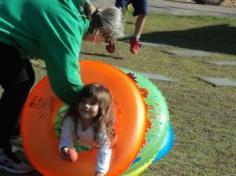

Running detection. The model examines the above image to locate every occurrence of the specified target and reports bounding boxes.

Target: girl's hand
[60,147,78,162]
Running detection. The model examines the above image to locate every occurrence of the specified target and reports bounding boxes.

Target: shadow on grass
[141,24,236,55]
[80,52,124,60]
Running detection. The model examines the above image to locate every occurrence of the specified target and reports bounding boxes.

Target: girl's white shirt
[59,116,112,174]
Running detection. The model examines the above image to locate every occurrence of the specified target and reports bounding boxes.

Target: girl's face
[78,97,99,120]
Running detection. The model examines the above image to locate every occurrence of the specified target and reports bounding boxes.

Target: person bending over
[0,0,123,173]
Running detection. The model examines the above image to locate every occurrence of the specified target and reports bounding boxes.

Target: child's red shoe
[106,41,115,53]
[130,39,141,54]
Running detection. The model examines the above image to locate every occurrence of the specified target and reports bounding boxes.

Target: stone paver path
[204,61,236,66]
[199,76,236,87]
[140,72,174,82]
[162,49,212,57]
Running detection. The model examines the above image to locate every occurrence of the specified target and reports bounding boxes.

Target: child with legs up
[59,83,116,176]
[106,0,147,54]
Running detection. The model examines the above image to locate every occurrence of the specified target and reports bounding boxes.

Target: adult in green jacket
[0,0,124,174]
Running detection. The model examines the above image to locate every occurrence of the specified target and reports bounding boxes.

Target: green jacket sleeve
[33,6,89,105]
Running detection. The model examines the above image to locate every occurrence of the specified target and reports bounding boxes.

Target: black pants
[0,43,35,153]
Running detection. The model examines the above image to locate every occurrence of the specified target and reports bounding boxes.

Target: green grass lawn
[81,13,236,176]
[1,13,235,176]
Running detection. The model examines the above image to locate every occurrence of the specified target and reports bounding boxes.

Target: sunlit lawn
[1,12,235,176]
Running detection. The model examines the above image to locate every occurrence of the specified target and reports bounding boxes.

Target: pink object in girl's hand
[67,148,78,162]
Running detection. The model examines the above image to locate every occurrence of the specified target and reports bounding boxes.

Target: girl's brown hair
[65,83,116,147]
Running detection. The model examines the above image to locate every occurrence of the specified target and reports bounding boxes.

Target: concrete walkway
[91,0,236,18]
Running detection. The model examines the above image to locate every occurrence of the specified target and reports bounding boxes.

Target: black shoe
[0,149,33,174]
